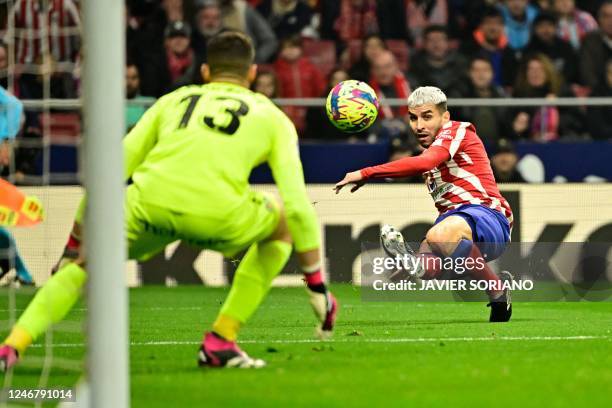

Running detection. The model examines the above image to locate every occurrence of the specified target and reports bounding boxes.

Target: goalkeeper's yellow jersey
[124,81,319,251]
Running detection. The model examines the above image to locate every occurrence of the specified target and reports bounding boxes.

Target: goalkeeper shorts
[125,185,281,261]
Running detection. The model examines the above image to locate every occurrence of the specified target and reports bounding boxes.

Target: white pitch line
[29,335,609,349]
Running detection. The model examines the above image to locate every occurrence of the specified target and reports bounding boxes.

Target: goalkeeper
[0,31,337,370]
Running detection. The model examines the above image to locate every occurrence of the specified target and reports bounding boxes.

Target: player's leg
[1,188,171,371]
[1,257,87,371]
[423,215,512,321]
[1,196,89,371]
[381,208,512,321]
[200,198,292,368]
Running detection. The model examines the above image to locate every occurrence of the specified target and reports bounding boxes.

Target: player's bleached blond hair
[407,86,448,112]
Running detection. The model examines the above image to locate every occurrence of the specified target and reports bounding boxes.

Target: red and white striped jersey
[425,120,514,227]
[5,0,81,65]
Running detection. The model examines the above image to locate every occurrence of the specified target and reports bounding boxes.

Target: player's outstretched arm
[334,146,450,194]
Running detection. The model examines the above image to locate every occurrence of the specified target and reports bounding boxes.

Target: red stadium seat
[38,112,81,145]
[385,39,410,72]
[302,39,336,78]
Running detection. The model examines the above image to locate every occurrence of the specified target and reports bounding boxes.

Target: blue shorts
[434,204,510,261]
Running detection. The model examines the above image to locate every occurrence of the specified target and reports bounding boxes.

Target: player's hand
[334,170,365,194]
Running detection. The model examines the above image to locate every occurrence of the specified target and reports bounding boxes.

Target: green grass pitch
[3,285,612,407]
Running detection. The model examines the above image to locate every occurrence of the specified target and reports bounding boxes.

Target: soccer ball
[326,80,379,133]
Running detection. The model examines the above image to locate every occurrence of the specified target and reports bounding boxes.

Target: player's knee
[268,210,292,244]
[425,225,461,256]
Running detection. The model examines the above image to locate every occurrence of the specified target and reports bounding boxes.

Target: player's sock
[212,314,241,342]
[4,262,87,353]
[450,239,503,299]
[418,252,444,279]
[218,239,292,337]
[302,263,327,294]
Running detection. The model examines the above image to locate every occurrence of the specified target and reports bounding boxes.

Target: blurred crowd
[1,0,612,183]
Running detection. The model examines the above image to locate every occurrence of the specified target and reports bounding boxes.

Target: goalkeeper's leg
[1,260,86,371]
[200,214,293,368]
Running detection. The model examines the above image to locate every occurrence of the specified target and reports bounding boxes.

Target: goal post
[82,0,129,407]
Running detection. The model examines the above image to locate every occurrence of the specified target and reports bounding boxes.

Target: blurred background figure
[125,63,148,132]
[498,0,539,51]
[304,68,354,141]
[461,7,516,88]
[409,25,468,94]
[553,0,598,50]
[257,0,313,40]
[490,139,527,183]
[251,70,279,99]
[348,34,387,82]
[192,0,226,62]
[320,0,406,43]
[579,1,612,90]
[405,0,448,48]
[218,0,278,62]
[162,21,196,91]
[586,58,612,140]
[5,0,81,68]
[0,86,33,284]
[525,11,578,85]
[509,53,583,141]
[369,50,411,120]
[450,57,507,143]
[274,36,325,132]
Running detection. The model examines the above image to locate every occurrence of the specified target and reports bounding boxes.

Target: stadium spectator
[525,11,579,84]
[553,0,598,49]
[408,25,468,94]
[304,68,356,140]
[163,0,185,22]
[320,0,406,43]
[251,70,279,98]
[5,0,81,67]
[404,0,448,48]
[498,0,539,51]
[256,0,313,39]
[348,34,387,82]
[509,53,584,140]
[191,1,226,61]
[460,7,518,87]
[127,0,172,97]
[274,35,325,131]
[586,58,612,139]
[579,1,612,89]
[490,139,527,183]
[369,50,411,120]
[125,63,148,132]
[218,0,278,63]
[450,57,507,143]
[161,21,197,91]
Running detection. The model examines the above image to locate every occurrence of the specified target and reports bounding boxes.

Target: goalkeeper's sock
[4,262,87,353]
[212,314,241,342]
[303,263,327,294]
[218,239,292,337]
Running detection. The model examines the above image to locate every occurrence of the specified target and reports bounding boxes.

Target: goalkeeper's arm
[268,114,320,253]
[123,95,170,180]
